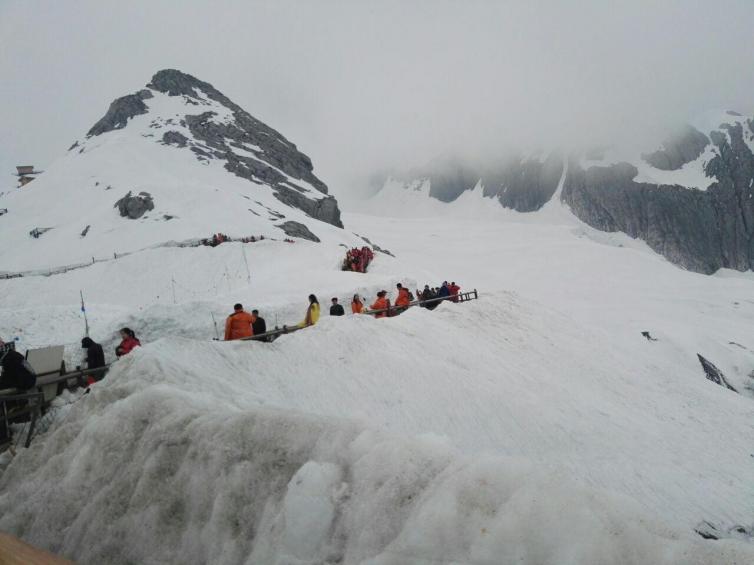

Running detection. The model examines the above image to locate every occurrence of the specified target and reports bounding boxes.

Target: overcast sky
[2,0,753,200]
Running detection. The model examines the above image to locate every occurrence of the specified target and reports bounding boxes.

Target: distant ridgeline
[381,113,754,274]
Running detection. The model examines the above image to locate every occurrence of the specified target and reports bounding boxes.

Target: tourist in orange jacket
[395,283,411,308]
[224,303,254,340]
[371,291,389,318]
[351,294,364,314]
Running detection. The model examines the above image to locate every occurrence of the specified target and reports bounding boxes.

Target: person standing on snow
[395,283,411,311]
[438,282,450,301]
[81,337,105,370]
[301,295,320,327]
[251,309,267,338]
[0,339,36,390]
[371,290,390,319]
[351,294,364,314]
[330,297,345,316]
[448,281,461,303]
[115,328,141,357]
[224,304,254,341]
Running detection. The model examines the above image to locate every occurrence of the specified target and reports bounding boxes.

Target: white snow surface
[1,199,754,563]
[0,89,349,273]
[584,110,754,192]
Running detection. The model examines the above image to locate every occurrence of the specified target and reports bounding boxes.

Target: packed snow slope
[0,69,350,272]
[1,196,754,563]
[2,302,754,565]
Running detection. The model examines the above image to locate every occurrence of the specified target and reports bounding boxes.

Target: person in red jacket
[395,283,411,310]
[115,328,141,357]
[448,281,461,303]
[371,291,389,318]
[224,303,254,340]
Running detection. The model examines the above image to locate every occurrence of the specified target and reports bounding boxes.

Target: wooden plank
[0,532,74,564]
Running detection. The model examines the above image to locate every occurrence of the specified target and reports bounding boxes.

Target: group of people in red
[201,233,268,247]
[342,246,375,273]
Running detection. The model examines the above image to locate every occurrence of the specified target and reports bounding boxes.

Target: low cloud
[1,0,752,199]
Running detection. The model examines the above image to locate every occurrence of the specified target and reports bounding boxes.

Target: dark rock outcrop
[563,119,754,274]
[276,221,320,242]
[115,191,155,219]
[398,152,564,213]
[483,152,564,212]
[161,131,188,147]
[695,520,753,541]
[147,70,342,228]
[87,69,343,230]
[641,126,709,170]
[697,354,738,392]
[87,89,153,137]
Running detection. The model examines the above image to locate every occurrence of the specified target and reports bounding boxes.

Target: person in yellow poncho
[300,294,320,327]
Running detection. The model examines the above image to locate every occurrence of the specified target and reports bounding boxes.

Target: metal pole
[79,290,90,337]
[211,312,220,340]
[241,245,251,284]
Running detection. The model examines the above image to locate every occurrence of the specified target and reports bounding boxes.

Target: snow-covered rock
[0,69,350,272]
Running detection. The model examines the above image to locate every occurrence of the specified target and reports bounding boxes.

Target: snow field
[1,299,753,564]
[2,202,754,563]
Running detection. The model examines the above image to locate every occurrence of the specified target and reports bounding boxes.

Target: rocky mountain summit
[0,69,353,272]
[86,69,342,228]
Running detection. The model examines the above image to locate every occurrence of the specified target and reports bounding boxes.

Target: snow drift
[1,296,753,564]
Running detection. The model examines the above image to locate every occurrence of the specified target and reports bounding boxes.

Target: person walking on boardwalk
[224,304,254,341]
[371,290,389,319]
[251,309,267,338]
[351,294,364,314]
[395,283,411,310]
[330,297,345,316]
[301,294,321,327]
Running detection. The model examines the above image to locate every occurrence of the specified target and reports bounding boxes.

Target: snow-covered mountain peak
[0,70,351,272]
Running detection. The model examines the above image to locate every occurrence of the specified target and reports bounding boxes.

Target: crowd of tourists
[223,280,462,340]
[200,233,269,247]
[0,282,462,390]
[342,246,374,273]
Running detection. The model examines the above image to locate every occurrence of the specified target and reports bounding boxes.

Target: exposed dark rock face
[147,69,342,228]
[87,69,343,230]
[563,119,754,274]
[161,131,188,147]
[276,221,320,242]
[421,159,480,202]
[696,354,738,392]
[397,152,564,213]
[87,90,153,137]
[483,153,564,212]
[695,520,753,541]
[115,191,155,219]
[355,234,394,257]
[641,126,709,170]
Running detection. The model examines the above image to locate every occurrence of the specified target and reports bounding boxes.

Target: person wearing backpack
[0,339,37,390]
